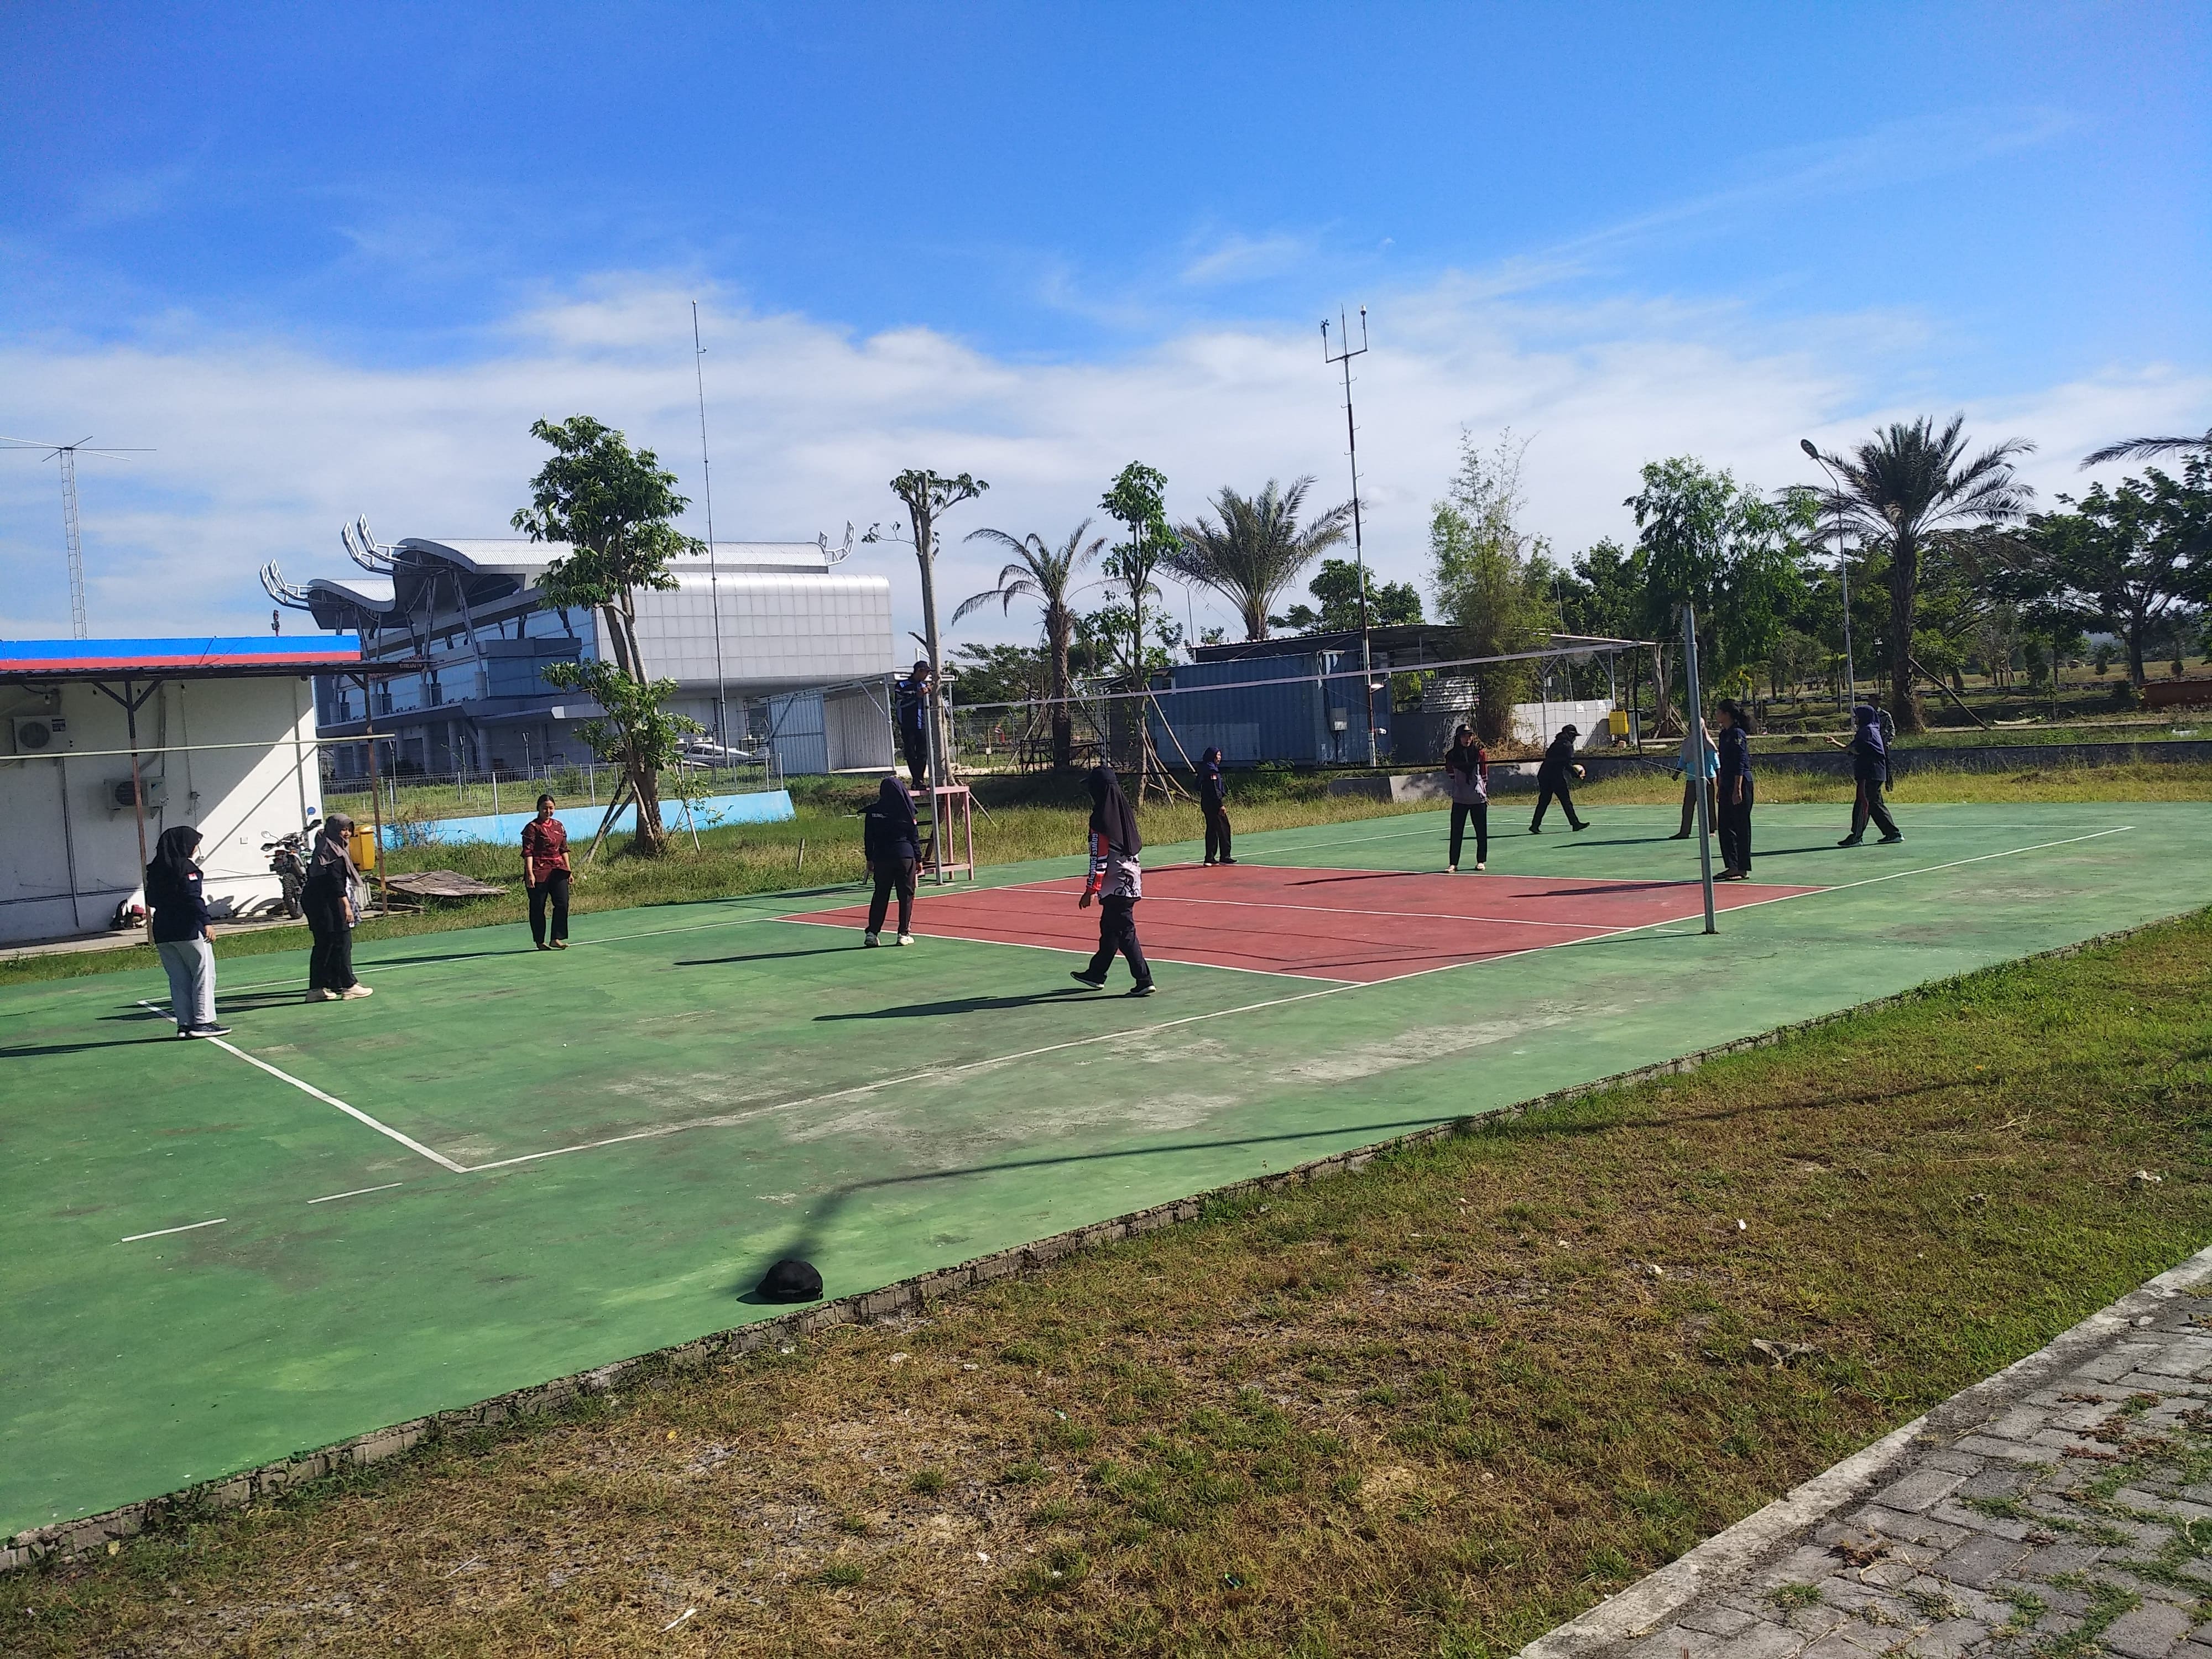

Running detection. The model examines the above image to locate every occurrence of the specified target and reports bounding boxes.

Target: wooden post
[358,674,387,915]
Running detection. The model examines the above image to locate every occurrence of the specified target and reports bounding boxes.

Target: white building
[267,531,898,778]
[0,636,377,945]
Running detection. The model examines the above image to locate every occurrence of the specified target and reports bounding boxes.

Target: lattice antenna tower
[1,435,153,638]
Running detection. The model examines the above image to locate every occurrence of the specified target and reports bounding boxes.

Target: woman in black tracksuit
[302,816,369,1001]
[1528,726,1588,833]
[1198,746,1234,866]
[1070,765,1153,997]
[861,775,920,946]
[1443,724,1489,872]
[1713,698,1754,880]
[1829,704,1901,846]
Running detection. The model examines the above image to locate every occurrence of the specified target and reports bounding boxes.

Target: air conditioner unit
[11,714,69,753]
[110,775,168,812]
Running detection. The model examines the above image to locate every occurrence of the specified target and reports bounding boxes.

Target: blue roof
[0,635,368,680]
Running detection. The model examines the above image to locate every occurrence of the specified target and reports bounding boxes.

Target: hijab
[1086,764,1141,857]
[1446,726,1482,776]
[1201,746,1221,767]
[875,774,917,831]
[1853,704,1886,755]
[311,813,358,876]
[145,825,201,901]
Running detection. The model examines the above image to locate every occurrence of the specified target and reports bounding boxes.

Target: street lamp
[1799,438,1858,709]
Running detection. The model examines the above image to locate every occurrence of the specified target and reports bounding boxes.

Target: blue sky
[2,1,2206,641]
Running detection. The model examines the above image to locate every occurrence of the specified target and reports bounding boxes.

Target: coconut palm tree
[1808,416,2034,732]
[2083,430,2212,467]
[954,520,1103,769]
[1171,477,1354,641]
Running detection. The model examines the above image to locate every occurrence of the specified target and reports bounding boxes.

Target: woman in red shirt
[520,794,572,950]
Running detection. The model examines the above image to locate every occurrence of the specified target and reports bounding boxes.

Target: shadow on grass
[815,988,1099,1021]
[731,1112,1462,1303]
[676,946,870,968]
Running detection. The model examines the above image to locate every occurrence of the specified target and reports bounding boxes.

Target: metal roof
[0,634,404,683]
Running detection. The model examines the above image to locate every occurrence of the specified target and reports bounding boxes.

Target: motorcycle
[261,817,321,920]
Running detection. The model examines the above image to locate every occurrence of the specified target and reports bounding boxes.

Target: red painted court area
[795,864,1822,983]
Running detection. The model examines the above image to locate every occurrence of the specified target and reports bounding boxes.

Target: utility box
[349,825,379,870]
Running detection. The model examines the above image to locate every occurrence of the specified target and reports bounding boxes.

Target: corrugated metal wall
[1149,653,1395,766]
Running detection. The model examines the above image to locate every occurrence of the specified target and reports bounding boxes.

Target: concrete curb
[0,915,2182,1575]
[1514,1241,2212,1657]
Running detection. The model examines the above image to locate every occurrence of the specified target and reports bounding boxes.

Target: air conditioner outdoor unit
[11,714,69,753]
[110,775,168,812]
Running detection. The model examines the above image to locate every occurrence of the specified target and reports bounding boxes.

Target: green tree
[512,414,701,856]
[1623,457,1810,721]
[1429,434,1553,744]
[2032,456,2211,686]
[1099,462,1174,681]
[954,520,1102,769]
[1807,416,2033,731]
[865,469,988,787]
[1170,477,1353,640]
[1271,557,1424,633]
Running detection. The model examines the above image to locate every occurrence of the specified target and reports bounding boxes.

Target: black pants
[303,883,356,993]
[1449,801,1488,867]
[529,869,570,945]
[1085,895,1151,987]
[1678,778,1717,836]
[867,857,915,936]
[1530,779,1584,831]
[901,728,929,789]
[1203,801,1232,863]
[1718,778,1754,873]
[1850,779,1899,840]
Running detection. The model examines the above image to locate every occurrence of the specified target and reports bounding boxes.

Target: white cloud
[1,271,2204,649]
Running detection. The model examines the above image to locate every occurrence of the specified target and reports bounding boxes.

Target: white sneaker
[895,934,915,946]
[1447,864,1457,874]
[340,984,374,1000]
[863,932,880,947]
[1474,862,1486,872]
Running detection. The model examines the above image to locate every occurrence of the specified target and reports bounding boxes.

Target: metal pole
[692,302,728,751]
[1681,606,1716,935]
[359,674,387,916]
[123,679,152,943]
[1803,444,1856,710]
[1324,308,1377,766]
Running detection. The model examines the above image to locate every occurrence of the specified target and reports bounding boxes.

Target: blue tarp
[379,789,796,848]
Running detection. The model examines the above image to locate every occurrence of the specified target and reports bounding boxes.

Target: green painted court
[4,799,2209,1542]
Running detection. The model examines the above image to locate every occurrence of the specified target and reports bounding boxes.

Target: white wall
[1509,698,1619,750]
[629,572,896,689]
[0,676,321,943]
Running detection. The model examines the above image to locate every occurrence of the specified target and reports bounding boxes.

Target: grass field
[7,903,2209,1657]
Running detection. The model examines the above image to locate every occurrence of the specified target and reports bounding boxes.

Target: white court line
[307,1182,405,1204]
[138,1001,466,1172]
[460,982,1356,1173]
[120,1217,226,1243]
[779,912,1362,983]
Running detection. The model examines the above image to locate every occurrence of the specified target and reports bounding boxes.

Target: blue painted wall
[379,789,796,848]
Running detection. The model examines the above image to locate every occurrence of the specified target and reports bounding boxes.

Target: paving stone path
[1521,1244,2212,1658]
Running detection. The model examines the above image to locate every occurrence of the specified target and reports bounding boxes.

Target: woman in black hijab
[1528,725,1589,833]
[1198,746,1235,866]
[861,774,921,945]
[1071,764,1153,995]
[145,825,228,1037]
[302,815,371,1001]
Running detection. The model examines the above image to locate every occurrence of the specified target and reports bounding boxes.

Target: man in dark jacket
[1198,746,1234,865]
[1713,699,1754,879]
[1829,704,1901,845]
[1529,726,1588,833]
[894,660,933,790]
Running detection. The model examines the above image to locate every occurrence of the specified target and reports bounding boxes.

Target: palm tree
[1171,477,1354,641]
[954,520,1103,769]
[1809,415,2034,732]
[2083,430,2212,467]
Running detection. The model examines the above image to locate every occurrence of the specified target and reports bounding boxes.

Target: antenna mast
[2,435,152,638]
[693,302,728,754]
[1321,308,1377,768]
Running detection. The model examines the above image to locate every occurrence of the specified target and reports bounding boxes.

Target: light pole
[1323,307,1378,768]
[1800,439,1856,709]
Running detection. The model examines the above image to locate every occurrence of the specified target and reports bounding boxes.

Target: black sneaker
[1878,834,1903,844]
[1126,983,1156,998]
[1837,835,1863,847]
[1572,822,1589,832]
[1219,858,1237,865]
[1069,971,1107,990]
[186,1023,234,1039]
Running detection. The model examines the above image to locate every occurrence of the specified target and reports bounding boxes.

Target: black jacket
[1198,756,1225,811]
[1537,732,1578,785]
[1717,725,1752,785]
[148,865,211,944]
[863,801,921,863]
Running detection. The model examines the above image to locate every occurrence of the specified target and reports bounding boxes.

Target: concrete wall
[0,677,321,943]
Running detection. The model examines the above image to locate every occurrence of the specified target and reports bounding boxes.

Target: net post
[1679,606,1717,935]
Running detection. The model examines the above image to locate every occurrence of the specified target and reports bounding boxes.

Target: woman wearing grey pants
[145,825,230,1038]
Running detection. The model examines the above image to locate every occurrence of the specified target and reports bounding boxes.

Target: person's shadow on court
[816,988,1097,1022]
